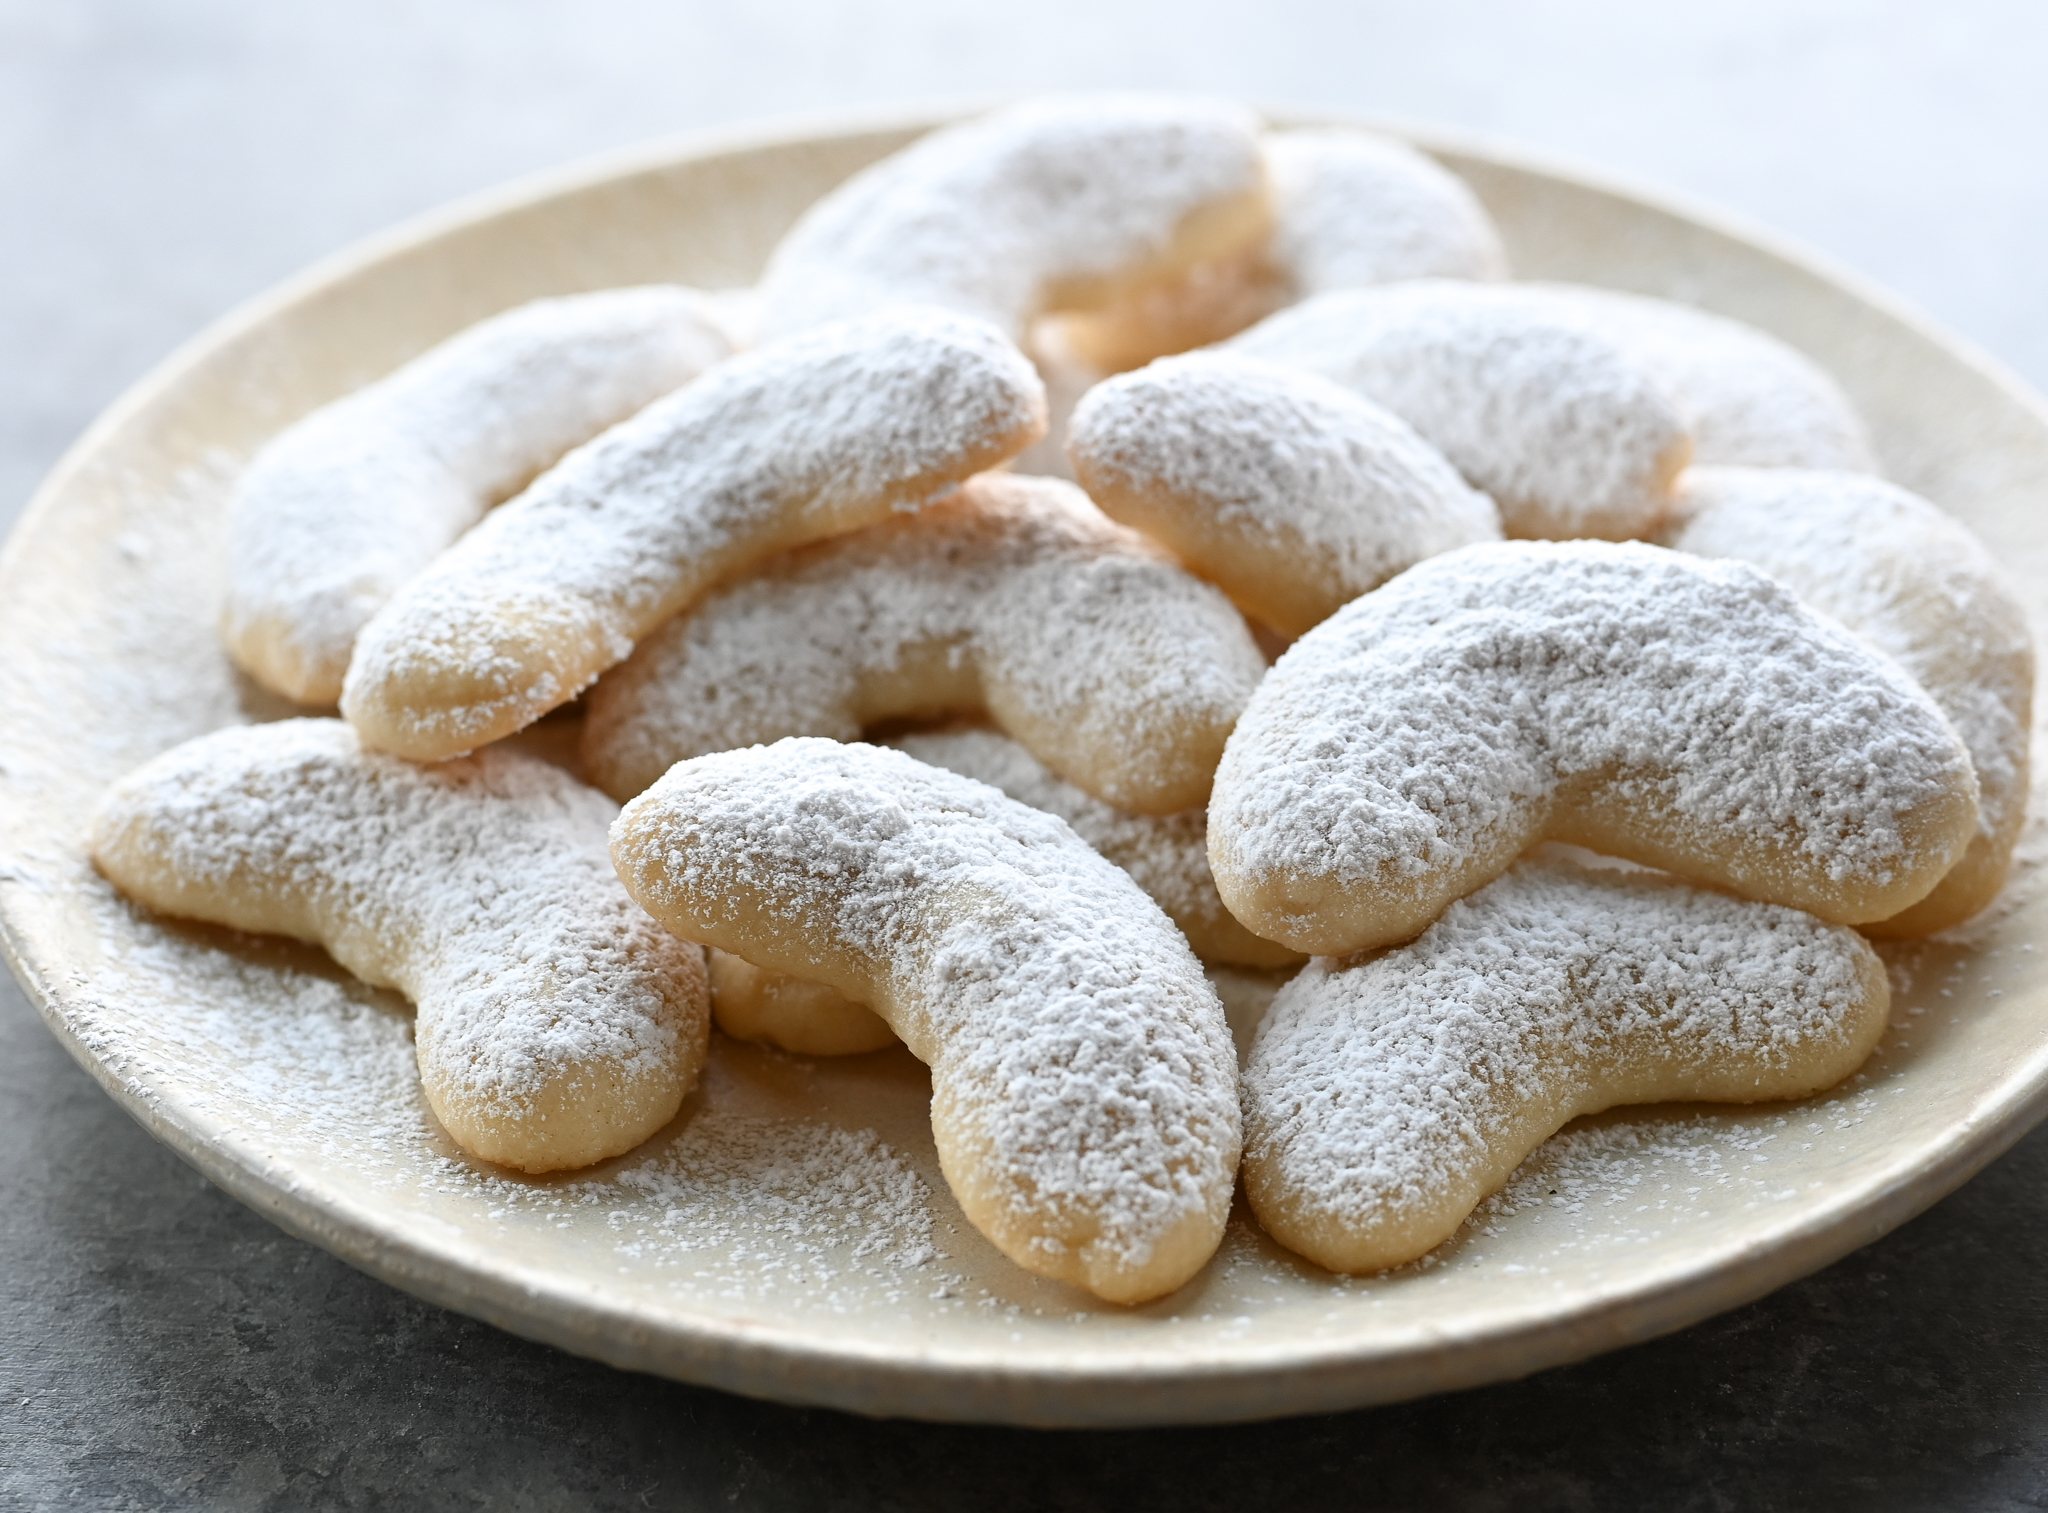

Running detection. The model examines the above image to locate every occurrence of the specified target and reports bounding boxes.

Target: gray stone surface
[6,3,2048,1506]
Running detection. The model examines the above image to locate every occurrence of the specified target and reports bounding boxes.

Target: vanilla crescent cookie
[1225,280,1692,540]
[580,471,1266,815]
[340,309,1046,761]
[89,719,710,1173]
[224,286,736,705]
[1067,350,1501,636]
[1208,540,1981,955]
[1242,857,1889,1274]
[704,947,900,1056]
[1016,128,1504,480]
[1262,127,1508,296]
[700,725,1299,1059]
[1017,127,1507,479]
[754,95,1271,347]
[611,738,1242,1304]
[1040,127,1511,378]
[890,729,1301,968]
[1533,284,1875,472]
[1659,466,2034,935]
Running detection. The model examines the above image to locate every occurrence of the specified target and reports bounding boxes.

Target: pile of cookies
[89,96,2034,1306]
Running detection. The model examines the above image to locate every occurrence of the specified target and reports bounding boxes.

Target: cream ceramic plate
[4,110,2048,1429]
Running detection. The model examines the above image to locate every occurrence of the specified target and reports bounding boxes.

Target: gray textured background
[7,3,2048,1507]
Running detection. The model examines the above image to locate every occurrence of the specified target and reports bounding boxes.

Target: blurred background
[6,3,2048,1508]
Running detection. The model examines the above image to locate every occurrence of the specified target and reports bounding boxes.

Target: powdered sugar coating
[222,286,735,705]
[340,309,1046,760]
[1208,540,1980,954]
[1532,284,1875,472]
[1264,128,1508,294]
[1012,131,1505,478]
[610,738,1241,1304]
[756,96,1270,344]
[1226,280,1691,540]
[1022,127,1511,382]
[1243,857,1888,1273]
[581,472,1266,815]
[1067,350,1501,636]
[889,727,1298,967]
[88,719,710,1172]
[1661,465,2035,933]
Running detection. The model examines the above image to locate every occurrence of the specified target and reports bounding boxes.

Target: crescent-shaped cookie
[1036,127,1511,379]
[611,738,1242,1304]
[1533,284,1875,472]
[1226,279,1691,540]
[1067,350,1501,636]
[890,728,1300,968]
[580,471,1266,815]
[89,719,711,1172]
[1208,540,1980,954]
[704,947,900,1056]
[340,309,1046,761]
[1659,466,2034,935]
[698,725,1299,1059]
[754,95,1272,346]
[223,286,735,705]
[1263,127,1508,295]
[1243,857,1889,1273]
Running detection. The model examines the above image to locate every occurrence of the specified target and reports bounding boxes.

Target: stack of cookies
[88,96,2033,1305]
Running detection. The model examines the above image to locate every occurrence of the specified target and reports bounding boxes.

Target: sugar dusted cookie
[1243,857,1889,1273]
[611,738,1242,1304]
[581,472,1266,815]
[224,286,735,705]
[1534,284,1875,472]
[1227,280,1691,540]
[697,724,1297,1060]
[89,719,710,1173]
[755,95,1272,347]
[1263,127,1508,296]
[1660,466,2034,934]
[340,309,1046,761]
[1067,350,1500,636]
[890,728,1300,968]
[1208,540,1980,954]
[705,947,897,1056]
[1038,127,1510,378]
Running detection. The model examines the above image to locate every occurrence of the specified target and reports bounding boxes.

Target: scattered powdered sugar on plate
[68,906,438,1164]
[66,893,945,1306]
[607,1119,937,1277]
[1447,1095,1894,1270]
